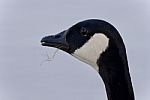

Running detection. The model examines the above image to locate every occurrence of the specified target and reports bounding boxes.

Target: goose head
[41,19,118,71]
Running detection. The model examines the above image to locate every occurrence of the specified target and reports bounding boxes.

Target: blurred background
[0,0,150,100]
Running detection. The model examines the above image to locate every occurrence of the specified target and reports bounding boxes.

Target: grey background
[0,0,150,100]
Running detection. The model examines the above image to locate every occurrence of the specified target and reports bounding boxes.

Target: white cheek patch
[72,33,109,72]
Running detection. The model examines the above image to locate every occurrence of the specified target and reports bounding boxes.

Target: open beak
[41,30,69,52]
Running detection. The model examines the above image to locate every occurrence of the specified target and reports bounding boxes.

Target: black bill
[41,30,69,52]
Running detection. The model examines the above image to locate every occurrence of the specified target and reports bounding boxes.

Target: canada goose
[41,19,135,100]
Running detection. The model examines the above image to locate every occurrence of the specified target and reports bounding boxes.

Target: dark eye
[80,27,88,36]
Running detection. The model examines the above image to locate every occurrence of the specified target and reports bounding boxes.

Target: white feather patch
[72,33,109,72]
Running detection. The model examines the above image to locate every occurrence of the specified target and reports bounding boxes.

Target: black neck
[97,40,135,100]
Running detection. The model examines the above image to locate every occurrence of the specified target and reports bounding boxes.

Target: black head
[41,19,126,71]
[41,19,123,54]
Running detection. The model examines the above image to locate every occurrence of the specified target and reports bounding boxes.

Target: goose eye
[80,27,88,36]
